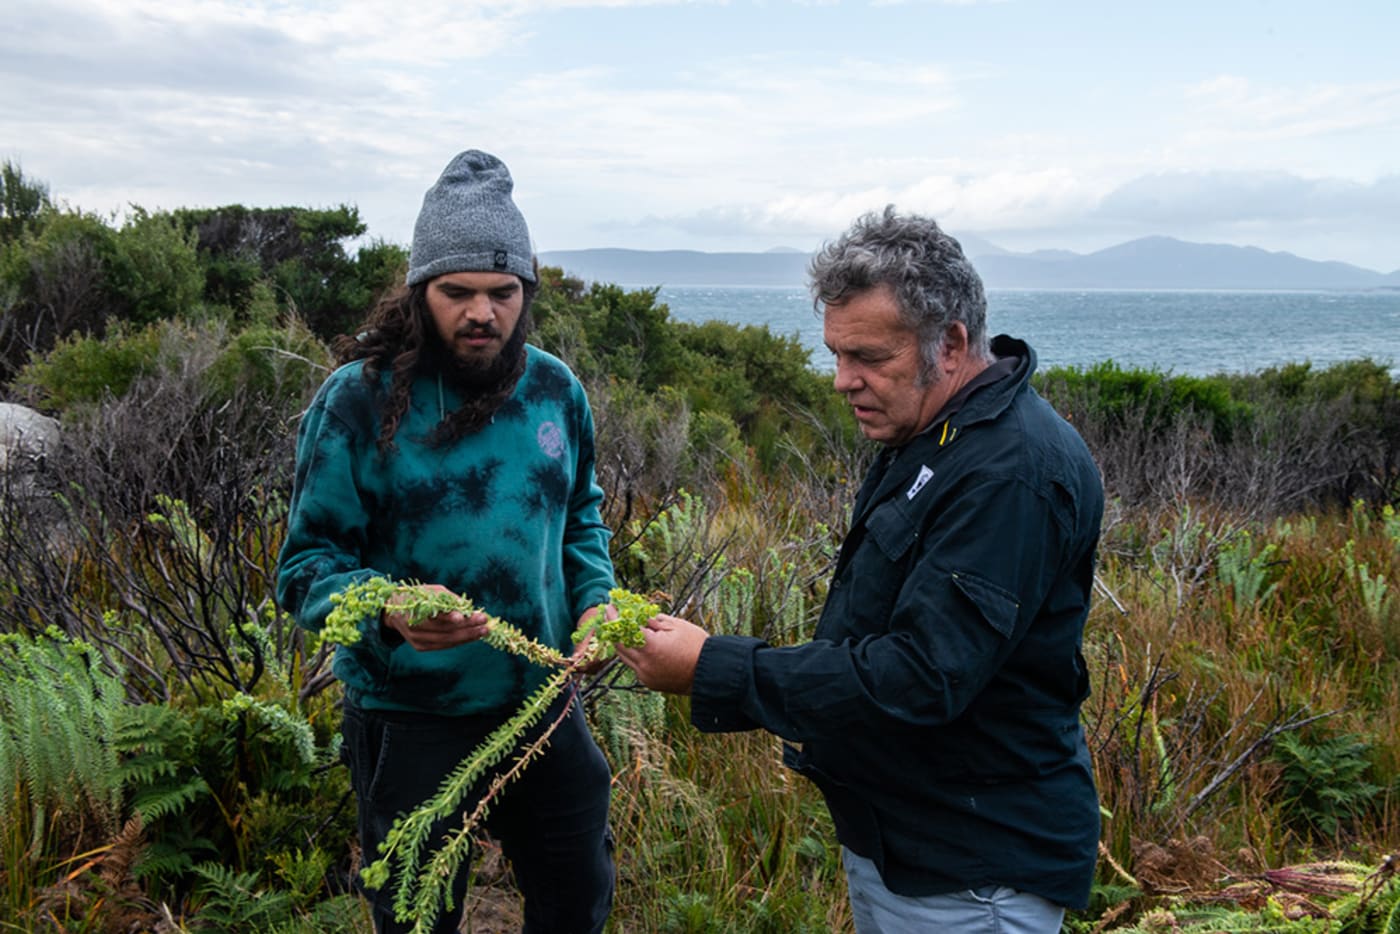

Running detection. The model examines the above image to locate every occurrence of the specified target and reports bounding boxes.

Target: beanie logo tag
[493,250,508,269]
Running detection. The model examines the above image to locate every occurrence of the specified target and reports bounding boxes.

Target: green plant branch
[406,679,581,933]
[322,577,658,928]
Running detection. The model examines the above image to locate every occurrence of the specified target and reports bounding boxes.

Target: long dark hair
[332,275,538,453]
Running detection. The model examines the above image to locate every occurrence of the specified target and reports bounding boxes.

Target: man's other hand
[615,613,708,695]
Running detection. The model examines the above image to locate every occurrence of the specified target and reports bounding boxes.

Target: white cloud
[2,0,1397,269]
[1186,75,1400,136]
[1096,171,1400,228]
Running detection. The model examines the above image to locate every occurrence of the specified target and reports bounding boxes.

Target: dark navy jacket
[690,335,1103,909]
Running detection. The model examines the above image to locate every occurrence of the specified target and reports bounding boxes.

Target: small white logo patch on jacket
[907,465,934,500]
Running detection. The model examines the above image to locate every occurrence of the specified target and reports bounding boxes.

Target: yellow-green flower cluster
[323,576,402,646]
[576,587,659,652]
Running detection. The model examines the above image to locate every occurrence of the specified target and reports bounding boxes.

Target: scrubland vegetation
[2,161,1398,932]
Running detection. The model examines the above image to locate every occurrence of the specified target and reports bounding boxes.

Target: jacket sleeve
[690,474,1067,741]
[562,383,616,619]
[276,382,393,641]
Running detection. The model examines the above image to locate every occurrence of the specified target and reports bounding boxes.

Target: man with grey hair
[619,206,1103,931]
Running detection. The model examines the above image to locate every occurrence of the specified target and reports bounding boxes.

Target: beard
[423,309,531,442]
[432,311,530,393]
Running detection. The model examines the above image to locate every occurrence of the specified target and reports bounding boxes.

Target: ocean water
[651,286,1400,377]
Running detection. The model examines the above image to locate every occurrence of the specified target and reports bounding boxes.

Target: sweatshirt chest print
[537,421,564,459]
[906,464,934,500]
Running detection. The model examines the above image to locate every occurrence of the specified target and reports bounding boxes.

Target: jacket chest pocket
[823,501,918,640]
[865,499,918,563]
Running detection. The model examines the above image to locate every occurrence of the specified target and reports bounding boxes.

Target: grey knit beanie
[406,150,536,286]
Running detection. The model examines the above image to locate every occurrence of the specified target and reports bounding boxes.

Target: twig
[1093,573,1129,616]
[1182,708,1342,820]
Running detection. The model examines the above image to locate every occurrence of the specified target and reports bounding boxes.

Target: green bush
[205,316,331,409]
[584,283,684,388]
[15,316,329,416]
[0,208,119,380]
[1037,359,1400,511]
[174,203,394,340]
[13,319,169,409]
[1037,360,1252,443]
[109,208,205,326]
[0,160,50,244]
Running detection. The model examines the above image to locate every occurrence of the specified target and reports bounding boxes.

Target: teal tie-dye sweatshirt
[277,345,615,715]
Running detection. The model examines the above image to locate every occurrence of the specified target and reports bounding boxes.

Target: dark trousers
[342,695,614,934]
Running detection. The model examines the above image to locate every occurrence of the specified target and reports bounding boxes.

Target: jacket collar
[849,335,1036,522]
[940,334,1035,433]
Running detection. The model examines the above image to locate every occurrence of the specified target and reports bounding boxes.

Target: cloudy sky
[4,0,1398,271]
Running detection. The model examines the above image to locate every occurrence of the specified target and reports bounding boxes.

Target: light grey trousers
[843,848,1066,933]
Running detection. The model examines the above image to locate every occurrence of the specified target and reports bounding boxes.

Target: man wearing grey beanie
[279,150,616,934]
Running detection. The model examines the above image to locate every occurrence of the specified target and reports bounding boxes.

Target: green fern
[1272,730,1383,836]
[0,628,125,835]
[269,846,336,909]
[188,860,295,931]
[112,702,211,823]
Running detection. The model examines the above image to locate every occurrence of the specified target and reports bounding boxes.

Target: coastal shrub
[12,319,170,410]
[588,379,696,531]
[107,207,205,326]
[204,316,331,413]
[0,208,118,382]
[671,319,851,471]
[585,282,685,389]
[529,266,595,369]
[1038,359,1400,513]
[1037,361,1251,443]
[15,315,328,426]
[1232,359,1400,504]
[0,160,50,244]
[172,203,392,340]
[675,319,828,414]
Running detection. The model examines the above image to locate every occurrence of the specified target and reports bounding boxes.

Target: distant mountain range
[540,236,1400,291]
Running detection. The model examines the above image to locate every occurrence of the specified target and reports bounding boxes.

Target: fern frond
[129,775,211,824]
[99,814,147,892]
[132,844,197,882]
[0,629,125,833]
[190,860,295,927]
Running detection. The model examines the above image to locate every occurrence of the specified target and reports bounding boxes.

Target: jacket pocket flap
[951,570,1020,639]
[865,501,917,561]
